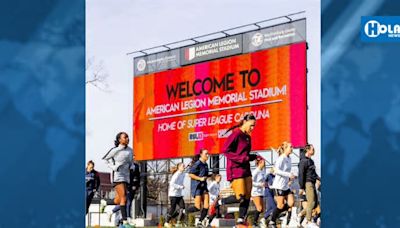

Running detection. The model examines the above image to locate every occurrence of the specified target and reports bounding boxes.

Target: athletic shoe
[305,221,319,228]
[99,199,107,213]
[259,218,267,228]
[119,223,132,228]
[122,220,132,228]
[202,218,209,227]
[235,217,247,226]
[175,221,186,227]
[293,216,301,227]
[268,221,277,228]
[264,214,272,225]
[196,221,204,228]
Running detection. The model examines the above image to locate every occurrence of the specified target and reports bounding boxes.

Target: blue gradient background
[322,0,400,227]
[1,0,400,227]
[0,0,84,227]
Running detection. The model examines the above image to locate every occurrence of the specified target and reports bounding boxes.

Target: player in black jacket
[86,160,100,214]
[298,144,320,227]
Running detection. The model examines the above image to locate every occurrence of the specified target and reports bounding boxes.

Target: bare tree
[86,56,110,92]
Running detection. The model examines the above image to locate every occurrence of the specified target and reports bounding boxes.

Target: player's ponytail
[223,114,256,136]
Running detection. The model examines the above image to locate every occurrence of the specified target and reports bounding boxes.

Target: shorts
[273,189,292,196]
[231,176,252,199]
[193,185,209,197]
[299,194,307,201]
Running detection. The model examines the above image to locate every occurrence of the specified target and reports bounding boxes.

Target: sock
[282,204,289,212]
[172,210,179,218]
[177,208,185,222]
[199,208,208,221]
[299,215,305,224]
[186,206,200,213]
[120,205,127,221]
[254,210,261,224]
[313,213,320,223]
[238,198,250,219]
[221,195,240,205]
[208,214,216,224]
[286,210,292,225]
[165,211,172,223]
[270,207,283,224]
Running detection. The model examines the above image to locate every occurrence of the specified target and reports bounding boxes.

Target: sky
[86,0,321,173]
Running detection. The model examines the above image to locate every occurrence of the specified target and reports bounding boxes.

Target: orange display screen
[133,42,306,160]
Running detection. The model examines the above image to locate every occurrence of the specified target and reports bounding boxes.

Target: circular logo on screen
[136,59,146,72]
[364,20,380,38]
[251,32,264,47]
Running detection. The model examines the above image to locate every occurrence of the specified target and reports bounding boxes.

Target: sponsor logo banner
[134,49,180,76]
[361,16,400,42]
[243,19,306,53]
[180,34,243,65]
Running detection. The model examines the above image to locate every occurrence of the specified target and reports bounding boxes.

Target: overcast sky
[86,0,320,172]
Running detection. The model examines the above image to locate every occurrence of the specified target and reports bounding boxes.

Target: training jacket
[298,152,320,189]
[223,129,257,181]
[103,145,133,183]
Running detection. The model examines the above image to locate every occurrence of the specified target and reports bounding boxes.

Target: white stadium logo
[251,32,264,47]
[185,47,196,61]
[136,59,146,72]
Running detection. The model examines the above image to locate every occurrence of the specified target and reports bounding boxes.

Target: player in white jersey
[164,163,187,228]
[251,156,267,227]
[268,142,296,228]
[204,174,222,227]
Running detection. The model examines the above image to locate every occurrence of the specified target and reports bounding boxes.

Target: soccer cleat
[122,220,132,228]
[175,221,186,227]
[305,222,319,228]
[196,221,204,228]
[202,218,209,227]
[259,217,267,228]
[236,218,245,225]
[268,221,277,228]
[99,199,107,213]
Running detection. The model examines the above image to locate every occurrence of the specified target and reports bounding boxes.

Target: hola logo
[364,20,400,37]
[362,17,400,41]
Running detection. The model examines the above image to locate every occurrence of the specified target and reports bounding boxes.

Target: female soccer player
[211,114,258,226]
[164,162,187,227]
[205,173,222,227]
[187,149,210,227]
[103,132,133,227]
[251,156,267,227]
[268,142,295,228]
